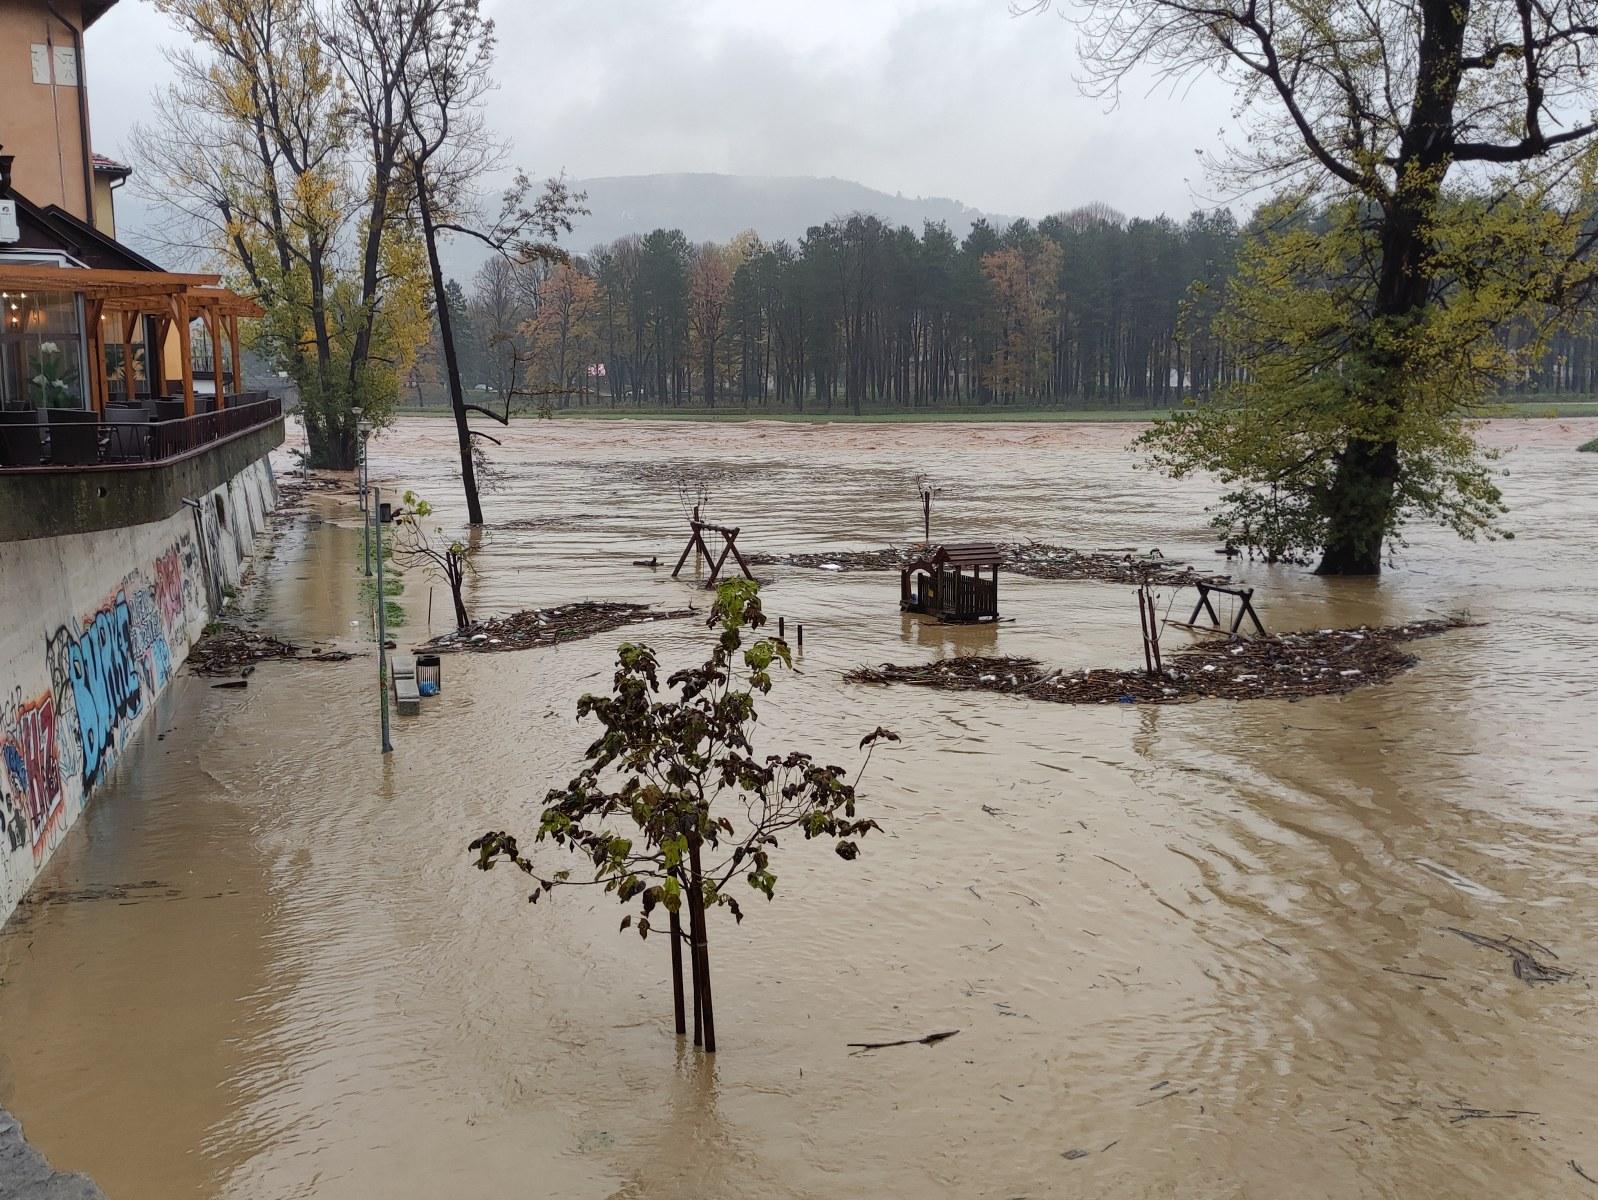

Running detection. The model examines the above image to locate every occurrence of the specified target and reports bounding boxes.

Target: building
[1,0,263,428]
[0,0,284,926]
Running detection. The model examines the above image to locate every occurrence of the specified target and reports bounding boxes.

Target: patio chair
[46,408,102,467]
[0,409,45,468]
[104,403,152,462]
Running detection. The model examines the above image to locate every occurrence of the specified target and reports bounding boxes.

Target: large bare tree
[1031,0,1598,572]
[397,0,581,525]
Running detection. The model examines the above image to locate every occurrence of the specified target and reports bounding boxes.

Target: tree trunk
[685,835,716,1053]
[669,907,686,1037]
[1315,0,1464,575]
[415,170,486,527]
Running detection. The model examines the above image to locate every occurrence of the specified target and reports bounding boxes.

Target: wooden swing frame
[672,519,754,589]
[1175,581,1267,637]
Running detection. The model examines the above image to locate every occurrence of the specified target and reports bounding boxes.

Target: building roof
[903,542,1005,571]
[83,0,119,29]
[0,263,262,317]
[3,192,163,271]
[91,154,131,179]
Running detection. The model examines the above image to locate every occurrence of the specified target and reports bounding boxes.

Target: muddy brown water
[2,417,1595,1199]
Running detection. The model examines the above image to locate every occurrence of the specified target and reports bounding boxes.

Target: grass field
[393,391,1598,425]
[389,397,1598,424]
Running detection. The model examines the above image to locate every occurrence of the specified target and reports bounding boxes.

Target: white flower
[39,341,58,354]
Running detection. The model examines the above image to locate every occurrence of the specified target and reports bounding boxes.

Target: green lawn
[1478,399,1598,419]
[390,396,1598,425]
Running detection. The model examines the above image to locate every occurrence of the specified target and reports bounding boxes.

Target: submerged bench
[390,652,421,716]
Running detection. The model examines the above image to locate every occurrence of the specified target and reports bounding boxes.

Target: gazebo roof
[0,263,261,317]
[903,541,1004,572]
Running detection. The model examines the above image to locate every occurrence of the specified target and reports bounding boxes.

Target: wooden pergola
[0,264,262,417]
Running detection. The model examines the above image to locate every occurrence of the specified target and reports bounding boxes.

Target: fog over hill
[115,172,1025,281]
[565,173,1015,250]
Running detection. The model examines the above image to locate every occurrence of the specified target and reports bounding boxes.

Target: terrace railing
[0,395,282,470]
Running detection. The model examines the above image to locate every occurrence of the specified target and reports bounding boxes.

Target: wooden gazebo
[0,263,260,417]
[900,542,1002,623]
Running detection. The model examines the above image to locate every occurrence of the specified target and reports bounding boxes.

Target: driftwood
[1446,928,1575,985]
[1440,1103,1541,1124]
[189,626,353,676]
[846,618,1475,705]
[847,1029,960,1053]
[750,541,1228,587]
[417,602,694,654]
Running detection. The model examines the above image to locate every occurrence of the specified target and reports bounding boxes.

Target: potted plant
[29,342,81,408]
[106,342,147,399]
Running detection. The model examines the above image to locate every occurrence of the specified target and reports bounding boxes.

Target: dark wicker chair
[46,408,101,466]
[0,409,45,468]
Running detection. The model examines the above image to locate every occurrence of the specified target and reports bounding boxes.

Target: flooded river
[2,416,1595,1199]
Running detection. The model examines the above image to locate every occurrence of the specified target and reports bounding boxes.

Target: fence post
[375,486,393,754]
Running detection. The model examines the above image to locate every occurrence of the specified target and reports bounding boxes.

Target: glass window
[0,290,87,410]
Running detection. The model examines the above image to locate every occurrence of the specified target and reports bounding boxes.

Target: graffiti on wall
[51,592,145,787]
[8,532,202,837]
[0,689,64,861]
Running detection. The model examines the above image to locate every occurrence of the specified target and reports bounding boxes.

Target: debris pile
[188,625,353,676]
[417,601,695,654]
[749,541,1227,587]
[845,618,1475,704]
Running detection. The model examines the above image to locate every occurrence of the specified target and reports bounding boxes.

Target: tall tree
[688,243,733,406]
[1033,0,1598,572]
[398,0,581,524]
[138,0,431,467]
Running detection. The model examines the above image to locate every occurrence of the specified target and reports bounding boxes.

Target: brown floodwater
[2,416,1596,1199]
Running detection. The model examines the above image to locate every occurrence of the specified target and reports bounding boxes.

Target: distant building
[1,0,259,418]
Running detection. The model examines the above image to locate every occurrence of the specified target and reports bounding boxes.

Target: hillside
[565,173,1012,251]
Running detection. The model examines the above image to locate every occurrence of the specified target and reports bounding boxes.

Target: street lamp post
[355,411,373,577]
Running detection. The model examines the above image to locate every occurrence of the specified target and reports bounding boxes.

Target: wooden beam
[173,292,195,417]
[151,314,170,395]
[0,265,221,292]
[84,298,108,416]
[228,314,243,395]
[208,305,225,409]
[121,311,139,397]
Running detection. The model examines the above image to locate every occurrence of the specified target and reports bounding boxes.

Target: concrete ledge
[0,420,284,542]
[0,1107,106,1199]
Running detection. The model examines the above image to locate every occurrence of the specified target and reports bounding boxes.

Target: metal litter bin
[416,653,442,698]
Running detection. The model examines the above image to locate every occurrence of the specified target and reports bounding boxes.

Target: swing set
[1138,577,1267,676]
[1172,581,1267,638]
[671,507,755,589]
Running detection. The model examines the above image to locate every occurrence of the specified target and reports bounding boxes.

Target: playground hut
[900,542,1002,623]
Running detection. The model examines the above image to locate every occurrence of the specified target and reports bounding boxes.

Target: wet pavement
[1,416,1595,1199]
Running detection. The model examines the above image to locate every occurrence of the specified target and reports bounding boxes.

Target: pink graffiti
[154,546,186,633]
[3,695,63,863]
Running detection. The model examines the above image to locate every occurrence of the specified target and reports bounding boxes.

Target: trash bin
[417,653,442,697]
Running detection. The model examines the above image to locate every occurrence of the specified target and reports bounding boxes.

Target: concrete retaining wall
[0,455,277,925]
[0,420,285,542]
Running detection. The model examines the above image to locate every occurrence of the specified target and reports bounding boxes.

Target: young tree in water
[470,580,897,1053]
[393,491,472,628]
[1028,0,1598,573]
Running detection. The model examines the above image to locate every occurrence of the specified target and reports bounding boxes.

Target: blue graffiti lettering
[61,596,143,786]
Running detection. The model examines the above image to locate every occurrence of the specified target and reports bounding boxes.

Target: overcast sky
[85,0,1237,222]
